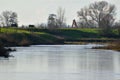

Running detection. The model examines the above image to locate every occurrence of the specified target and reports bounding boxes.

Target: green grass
[0,28,30,33]
[38,28,100,40]
[0,27,119,46]
[0,28,65,46]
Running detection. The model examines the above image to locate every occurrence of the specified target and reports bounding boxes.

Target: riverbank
[92,41,120,51]
[0,46,15,58]
[0,28,119,47]
[0,28,120,52]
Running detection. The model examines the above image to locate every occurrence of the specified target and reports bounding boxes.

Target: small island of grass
[92,41,120,51]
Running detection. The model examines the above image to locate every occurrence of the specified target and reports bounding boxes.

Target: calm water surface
[0,44,120,80]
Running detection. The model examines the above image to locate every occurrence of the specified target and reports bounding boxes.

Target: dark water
[0,44,120,80]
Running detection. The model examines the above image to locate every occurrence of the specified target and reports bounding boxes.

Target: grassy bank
[92,41,120,51]
[0,28,119,46]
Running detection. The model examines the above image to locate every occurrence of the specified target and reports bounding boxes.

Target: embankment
[0,28,119,46]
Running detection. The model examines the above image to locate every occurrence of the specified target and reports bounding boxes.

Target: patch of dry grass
[93,41,120,51]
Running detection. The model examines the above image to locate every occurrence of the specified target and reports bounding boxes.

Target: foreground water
[0,44,120,80]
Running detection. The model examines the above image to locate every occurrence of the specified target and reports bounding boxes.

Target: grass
[0,28,64,46]
[33,28,101,40]
[92,41,120,51]
[0,27,29,33]
[0,27,119,46]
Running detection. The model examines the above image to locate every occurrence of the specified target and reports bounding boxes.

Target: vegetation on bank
[0,27,119,56]
[92,41,120,51]
[0,46,15,58]
[0,27,119,47]
[0,28,64,46]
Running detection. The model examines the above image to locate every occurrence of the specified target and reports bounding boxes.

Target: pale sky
[0,0,120,26]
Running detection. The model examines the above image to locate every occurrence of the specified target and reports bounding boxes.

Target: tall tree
[56,7,66,28]
[77,1,116,29]
[1,11,18,27]
[47,14,57,29]
[9,12,18,27]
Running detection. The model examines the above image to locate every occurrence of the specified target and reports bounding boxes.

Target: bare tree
[9,12,18,27]
[47,14,57,29]
[77,8,90,27]
[1,11,18,27]
[77,1,116,28]
[56,7,66,28]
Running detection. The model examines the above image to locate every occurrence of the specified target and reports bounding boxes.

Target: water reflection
[0,45,119,80]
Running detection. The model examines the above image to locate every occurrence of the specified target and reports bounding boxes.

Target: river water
[0,44,120,80]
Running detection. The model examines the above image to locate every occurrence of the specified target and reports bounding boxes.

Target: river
[0,44,120,80]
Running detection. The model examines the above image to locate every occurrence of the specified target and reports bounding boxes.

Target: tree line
[77,1,117,36]
[0,1,120,35]
[47,1,120,36]
[47,1,119,29]
[47,7,66,29]
[0,11,18,27]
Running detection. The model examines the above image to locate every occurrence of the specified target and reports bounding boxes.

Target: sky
[0,0,120,26]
